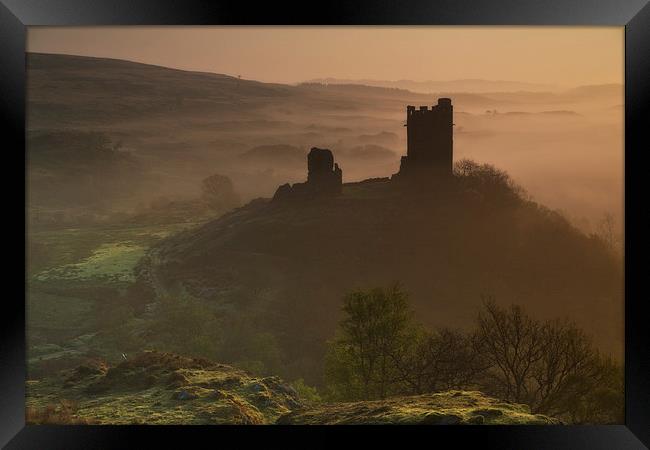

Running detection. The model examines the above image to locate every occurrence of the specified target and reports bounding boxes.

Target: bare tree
[389,328,486,395]
[472,297,607,417]
[473,297,547,406]
[530,320,596,416]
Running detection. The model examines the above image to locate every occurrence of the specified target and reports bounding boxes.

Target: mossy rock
[27,352,561,426]
[276,390,561,425]
[27,350,303,424]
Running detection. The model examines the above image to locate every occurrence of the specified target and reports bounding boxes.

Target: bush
[26,400,97,425]
[454,158,527,204]
[291,378,322,405]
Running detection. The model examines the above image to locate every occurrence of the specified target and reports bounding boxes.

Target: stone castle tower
[396,98,453,180]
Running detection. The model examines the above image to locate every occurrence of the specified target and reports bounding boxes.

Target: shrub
[26,400,97,425]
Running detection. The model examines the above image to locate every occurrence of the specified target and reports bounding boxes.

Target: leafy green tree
[325,283,412,400]
[324,332,365,401]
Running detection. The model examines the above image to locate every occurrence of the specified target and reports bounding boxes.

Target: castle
[395,97,454,180]
[273,98,453,200]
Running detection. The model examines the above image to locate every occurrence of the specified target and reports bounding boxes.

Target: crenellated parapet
[396,98,454,181]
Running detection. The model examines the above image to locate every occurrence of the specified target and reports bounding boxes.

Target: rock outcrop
[26,351,561,425]
[277,390,561,425]
[26,351,303,425]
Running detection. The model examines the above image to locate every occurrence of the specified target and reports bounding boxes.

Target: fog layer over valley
[27,53,623,236]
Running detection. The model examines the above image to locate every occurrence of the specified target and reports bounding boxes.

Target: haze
[25,28,626,424]
[26,27,624,237]
[28,26,623,87]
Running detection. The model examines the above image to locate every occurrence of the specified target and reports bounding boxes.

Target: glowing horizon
[27,26,623,88]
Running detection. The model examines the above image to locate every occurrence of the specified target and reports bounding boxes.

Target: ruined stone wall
[272,147,342,201]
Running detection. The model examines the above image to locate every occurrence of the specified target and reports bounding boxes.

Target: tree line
[324,284,623,424]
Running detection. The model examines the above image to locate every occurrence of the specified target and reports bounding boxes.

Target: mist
[24,32,625,426]
[26,53,623,240]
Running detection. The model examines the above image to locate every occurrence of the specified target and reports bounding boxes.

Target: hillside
[27,52,292,128]
[303,78,558,94]
[26,350,558,425]
[142,175,622,385]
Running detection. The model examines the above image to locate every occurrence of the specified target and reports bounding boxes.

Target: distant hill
[338,144,396,160]
[27,52,292,129]
[563,84,624,102]
[239,144,307,167]
[303,78,559,93]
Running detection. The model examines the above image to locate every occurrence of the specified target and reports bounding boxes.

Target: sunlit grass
[35,242,146,283]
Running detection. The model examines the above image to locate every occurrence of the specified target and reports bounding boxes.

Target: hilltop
[140,171,622,385]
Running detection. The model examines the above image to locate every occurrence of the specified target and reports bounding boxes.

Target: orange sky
[27,26,623,87]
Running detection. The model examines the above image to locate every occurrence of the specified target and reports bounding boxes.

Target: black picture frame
[3,0,649,448]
